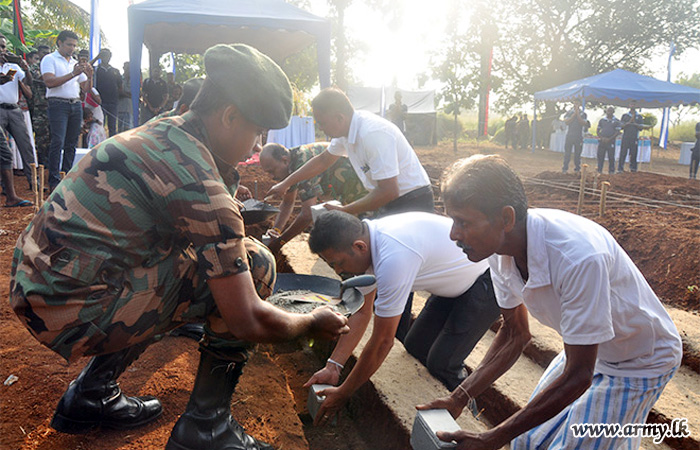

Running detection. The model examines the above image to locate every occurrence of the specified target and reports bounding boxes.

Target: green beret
[204,44,293,130]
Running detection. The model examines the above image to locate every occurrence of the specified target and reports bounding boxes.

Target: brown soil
[1,141,698,450]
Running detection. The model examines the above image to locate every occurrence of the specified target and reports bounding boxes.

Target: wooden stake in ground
[599,181,610,216]
[576,164,588,215]
[29,163,38,212]
[38,165,45,207]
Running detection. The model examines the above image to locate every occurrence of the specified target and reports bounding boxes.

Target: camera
[3,53,22,64]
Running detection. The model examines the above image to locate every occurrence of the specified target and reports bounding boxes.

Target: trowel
[272,274,376,315]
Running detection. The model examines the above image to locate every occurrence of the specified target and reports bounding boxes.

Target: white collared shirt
[327,110,430,196]
[359,212,489,318]
[488,208,681,377]
[0,63,24,104]
[40,50,87,99]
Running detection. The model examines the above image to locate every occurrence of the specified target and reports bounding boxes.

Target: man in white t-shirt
[40,30,91,190]
[266,87,433,218]
[304,210,500,425]
[0,33,36,192]
[419,155,682,450]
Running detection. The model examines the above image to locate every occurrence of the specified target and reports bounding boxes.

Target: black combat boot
[165,347,274,450]
[50,341,162,434]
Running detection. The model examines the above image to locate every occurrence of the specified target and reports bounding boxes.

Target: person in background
[690,121,700,180]
[117,61,132,132]
[517,113,530,151]
[418,154,681,450]
[618,103,649,173]
[0,33,36,191]
[503,115,518,150]
[387,90,408,136]
[259,141,366,254]
[29,45,51,167]
[562,100,589,173]
[41,30,91,191]
[595,106,621,174]
[139,65,167,124]
[150,77,203,121]
[94,48,120,137]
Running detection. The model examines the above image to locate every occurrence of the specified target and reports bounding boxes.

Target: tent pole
[531,101,537,153]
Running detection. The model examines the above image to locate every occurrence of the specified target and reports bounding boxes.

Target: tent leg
[531,102,537,153]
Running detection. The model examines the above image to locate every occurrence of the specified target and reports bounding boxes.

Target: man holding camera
[40,30,92,191]
[0,33,36,198]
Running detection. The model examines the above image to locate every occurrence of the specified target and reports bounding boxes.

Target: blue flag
[659,42,676,149]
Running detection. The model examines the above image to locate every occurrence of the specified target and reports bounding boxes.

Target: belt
[49,97,81,104]
[0,103,18,110]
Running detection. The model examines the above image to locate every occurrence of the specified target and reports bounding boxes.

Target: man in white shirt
[419,155,682,450]
[304,210,500,425]
[266,87,433,218]
[0,33,36,191]
[41,30,91,190]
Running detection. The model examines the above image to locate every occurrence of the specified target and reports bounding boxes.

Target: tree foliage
[490,0,700,112]
[430,0,479,151]
[0,0,92,52]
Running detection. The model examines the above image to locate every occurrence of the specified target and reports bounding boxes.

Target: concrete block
[307,384,336,424]
[411,409,460,450]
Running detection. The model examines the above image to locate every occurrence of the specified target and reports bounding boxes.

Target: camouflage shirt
[30,62,47,109]
[290,142,366,204]
[11,112,249,356]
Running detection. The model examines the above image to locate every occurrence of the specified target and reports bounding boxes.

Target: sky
[70,0,700,99]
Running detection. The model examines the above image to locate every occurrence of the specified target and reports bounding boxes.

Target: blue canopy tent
[531,69,700,151]
[127,0,332,125]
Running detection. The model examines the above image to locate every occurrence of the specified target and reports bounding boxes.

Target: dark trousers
[377,185,435,218]
[47,99,83,188]
[563,134,583,172]
[596,140,615,174]
[619,138,638,172]
[403,270,501,390]
[0,107,35,187]
[690,149,700,179]
[102,101,118,137]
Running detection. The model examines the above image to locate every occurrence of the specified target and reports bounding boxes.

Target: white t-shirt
[327,110,430,196]
[0,63,24,104]
[361,212,489,318]
[40,50,87,99]
[488,208,681,377]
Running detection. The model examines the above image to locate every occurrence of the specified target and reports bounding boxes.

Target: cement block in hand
[411,409,460,450]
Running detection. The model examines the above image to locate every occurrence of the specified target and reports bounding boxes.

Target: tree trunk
[453,110,458,153]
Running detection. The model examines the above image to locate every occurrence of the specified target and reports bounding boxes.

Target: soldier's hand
[236,185,252,201]
[309,307,349,340]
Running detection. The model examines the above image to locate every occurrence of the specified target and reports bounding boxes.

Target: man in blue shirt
[596,106,621,174]
[562,100,589,173]
[618,103,648,173]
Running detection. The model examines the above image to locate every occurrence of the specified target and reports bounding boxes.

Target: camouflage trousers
[32,108,50,167]
[10,237,276,362]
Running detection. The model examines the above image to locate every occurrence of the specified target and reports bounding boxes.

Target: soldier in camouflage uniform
[259,141,367,254]
[10,44,348,450]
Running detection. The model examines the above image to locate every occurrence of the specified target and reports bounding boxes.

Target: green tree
[490,0,700,113]
[670,72,700,127]
[430,0,478,152]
